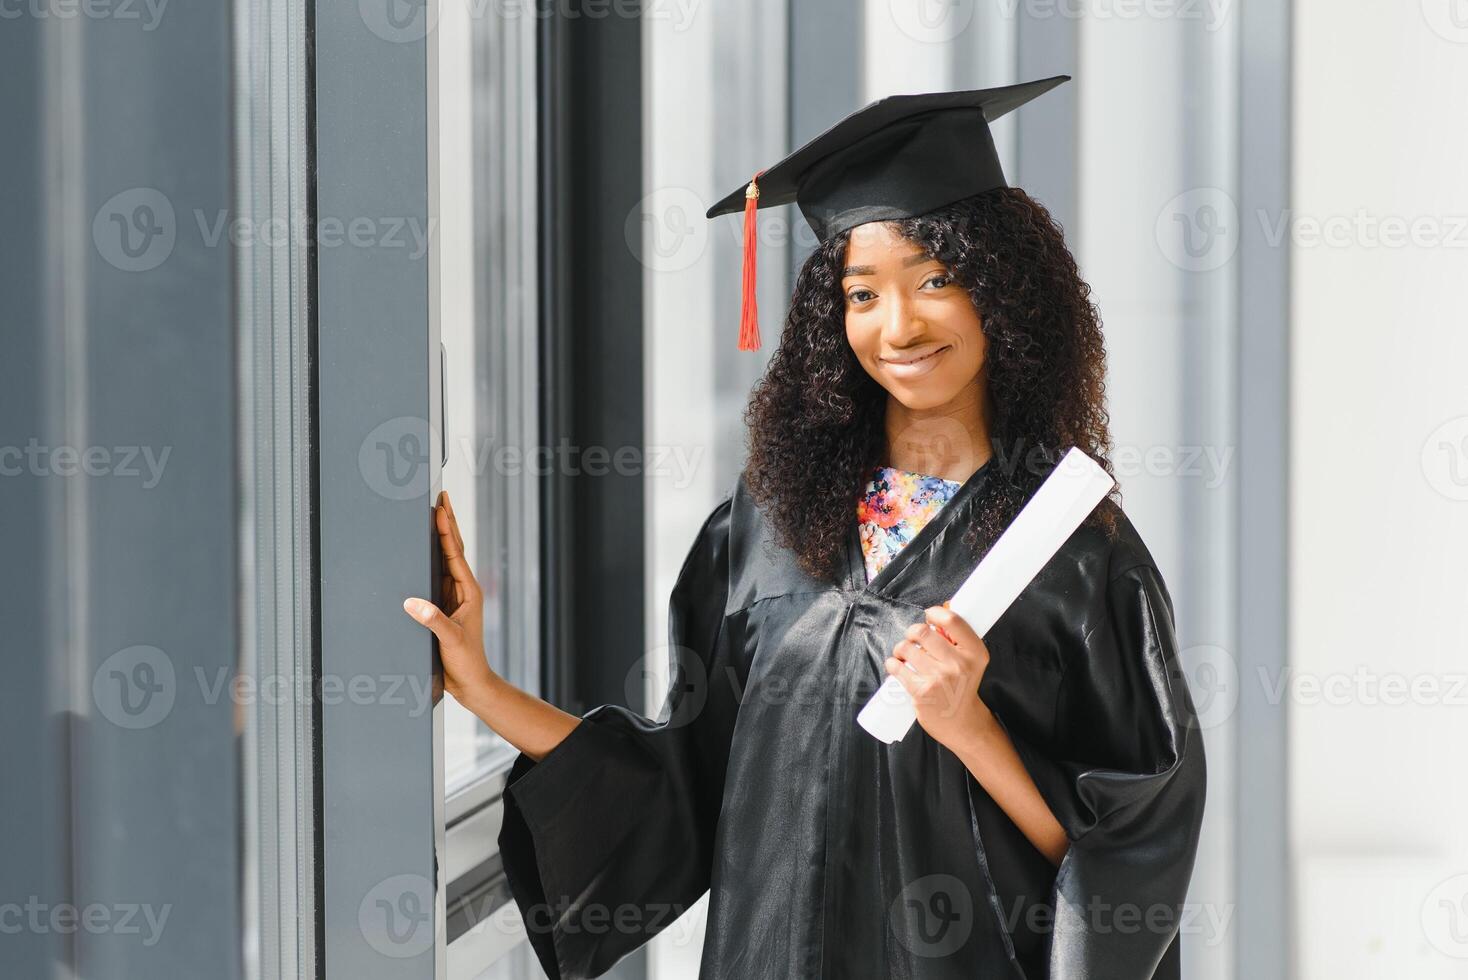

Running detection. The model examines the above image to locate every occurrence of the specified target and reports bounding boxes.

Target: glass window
[437,0,541,801]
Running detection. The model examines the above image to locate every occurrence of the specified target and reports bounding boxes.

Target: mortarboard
[706,74,1071,351]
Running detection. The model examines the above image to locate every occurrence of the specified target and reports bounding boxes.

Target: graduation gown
[498,458,1207,979]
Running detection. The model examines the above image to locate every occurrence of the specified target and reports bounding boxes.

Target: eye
[922,272,952,290]
[847,287,876,304]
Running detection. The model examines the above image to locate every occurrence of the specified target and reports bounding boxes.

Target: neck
[883,382,993,483]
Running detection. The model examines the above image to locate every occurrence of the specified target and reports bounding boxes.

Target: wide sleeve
[496,494,737,980]
[1002,560,1207,979]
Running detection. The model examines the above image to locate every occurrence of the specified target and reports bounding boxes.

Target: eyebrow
[841,252,940,277]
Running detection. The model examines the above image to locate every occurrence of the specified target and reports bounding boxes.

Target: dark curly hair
[742,186,1119,583]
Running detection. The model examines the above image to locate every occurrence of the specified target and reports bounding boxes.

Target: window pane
[440,0,540,797]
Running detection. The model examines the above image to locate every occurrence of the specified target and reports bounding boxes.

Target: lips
[880,344,951,380]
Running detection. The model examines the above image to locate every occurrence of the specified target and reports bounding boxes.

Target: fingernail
[403,598,428,621]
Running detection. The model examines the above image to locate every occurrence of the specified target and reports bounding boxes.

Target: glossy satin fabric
[498,459,1207,979]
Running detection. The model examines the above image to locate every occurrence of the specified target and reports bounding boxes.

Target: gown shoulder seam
[1106,558,1156,585]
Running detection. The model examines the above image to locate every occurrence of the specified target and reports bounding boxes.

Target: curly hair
[742,186,1119,583]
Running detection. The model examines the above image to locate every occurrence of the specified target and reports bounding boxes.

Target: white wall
[1290,4,1468,977]
[1076,10,1240,977]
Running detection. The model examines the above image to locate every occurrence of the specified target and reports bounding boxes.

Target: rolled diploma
[856,447,1116,744]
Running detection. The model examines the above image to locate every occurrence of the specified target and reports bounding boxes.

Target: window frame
[311,0,446,975]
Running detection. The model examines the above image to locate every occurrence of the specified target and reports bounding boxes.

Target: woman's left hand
[885,605,998,750]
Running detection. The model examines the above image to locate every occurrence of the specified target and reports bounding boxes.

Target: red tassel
[738,170,764,351]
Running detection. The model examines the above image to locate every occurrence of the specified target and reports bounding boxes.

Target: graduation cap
[706,74,1071,351]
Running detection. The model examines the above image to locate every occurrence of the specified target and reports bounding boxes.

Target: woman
[405,79,1205,980]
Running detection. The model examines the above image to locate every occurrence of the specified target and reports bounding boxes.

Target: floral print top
[856,465,963,583]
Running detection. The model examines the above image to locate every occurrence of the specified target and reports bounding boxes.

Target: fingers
[890,617,969,677]
[890,633,938,677]
[435,493,479,597]
[884,643,945,702]
[903,620,955,651]
[403,596,465,648]
[924,605,983,653]
[884,656,917,695]
[440,490,466,554]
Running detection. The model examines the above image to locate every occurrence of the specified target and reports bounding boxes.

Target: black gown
[498,457,1207,979]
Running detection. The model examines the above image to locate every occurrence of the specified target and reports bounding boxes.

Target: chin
[884,382,965,412]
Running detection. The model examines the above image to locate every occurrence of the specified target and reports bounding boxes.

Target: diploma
[856,447,1117,744]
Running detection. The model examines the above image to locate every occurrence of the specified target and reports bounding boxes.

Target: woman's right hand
[403,490,497,706]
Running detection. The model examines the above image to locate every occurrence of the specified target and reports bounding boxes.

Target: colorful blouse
[856,465,963,582]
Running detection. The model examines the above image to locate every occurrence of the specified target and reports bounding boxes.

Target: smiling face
[841,221,987,413]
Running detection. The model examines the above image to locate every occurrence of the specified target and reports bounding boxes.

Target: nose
[880,291,925,349]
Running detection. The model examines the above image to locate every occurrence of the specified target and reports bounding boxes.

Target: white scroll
[856,446,1116,744]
